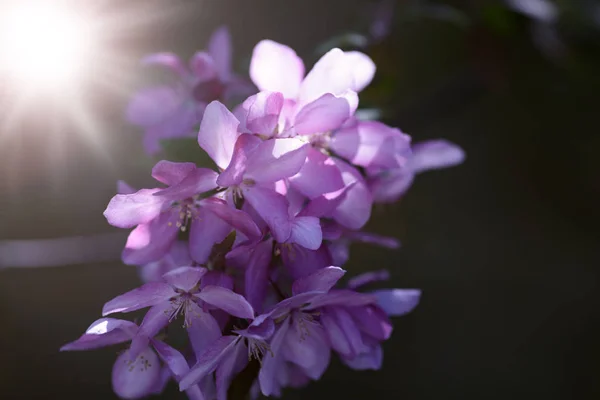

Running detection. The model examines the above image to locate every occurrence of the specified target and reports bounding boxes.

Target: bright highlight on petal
[0,1,91,88]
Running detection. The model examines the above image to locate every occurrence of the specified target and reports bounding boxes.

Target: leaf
[159,137,217,169]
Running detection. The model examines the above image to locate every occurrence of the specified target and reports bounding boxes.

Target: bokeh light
[0,1,91,88]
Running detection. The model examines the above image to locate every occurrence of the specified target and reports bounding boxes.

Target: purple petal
[347,270,391,290]
[281,244,332,280]
[163,266,207,292]
[282,320,330,380]
[141,103,200,155]
[243,91,284,135]
[258,317,290,396]
[300,184,352,218]
[151,339,190,380]
[187,302,223,358]
[345,231,400,249]
[371,289,421,316]
[189,207,232,264]
[330,308,367,357]
[190,51,218,81]
[342,343,383,370]
[112,347,161,399]
[216,339,248,400]
[351,305,393,341]
[292,266,345,295]
[60,318,138,351]
[129,302,172,359]
[207,26,232,80]
[141,52,188,76]
[288,147,345,199]
[102,283,175,315]
[122,213,179,265]
[104,189,166,228]
[368,168,415,203]
[330,120,411,169]
[244,239,273,312]
[306,289,377,310]
[126,86,184,127]
[217,133,262,187]
[180,336,238,391]
[244,138,308,184]
[118,180,136,195]
[200,197,262,239]
[243,186,292,243]
[344,51,376,92]
[195,286,254,319]
[151,161,197,186]
[288,216,322,250]
[250,40,305,99]
[155,168,218,200]
[327,239,350,266]
[200,271,234,290]
[298,49,374,107]
[197,101,241,169]
[320,311,351,356]
[410,139,465,174]
[293,94,351,135]
[332,159,373,230]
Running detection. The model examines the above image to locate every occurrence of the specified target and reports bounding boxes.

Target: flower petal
[281,244,332,280]
[410,139,465,174]
[195,286,254,319]
[187,302,223,358]
[197,101,241,169]
[243,91,284,135]
[122,214,179,265]
[112,347,161,399]
[288,147,345,199]
[104,189,166,228]
[208,26,232,80]
[190,51,218,81]
[332,159,373,230]
[243,186,292,243]
[216,133,262,187]
[189,207,232,264]
[330,120,411,169]
[343,51,376,92]
[298,48,374,107]
[288,216,322,250]
[342,342,383,370]
[244,239,273,312]
[244,138,308,184]
[126,86,184,127]
[250,40,305,99]
[163,266,207,292]
[200,198,262,239]
[180,336,238,391]
[155,168,219,200]
[305,289,377,309]
[347,270,391,290]
[102,283,175,315]
[151,339,191,382]
[292,266,345,295]
[60,318,138,351]
[293,94,351,135]
[141,52,188,76]
[368,167,415,203]
[351,305,393,341]
[129,302,172,359]
[151,161,198,186]
[282,319,331,380]
[216,339,248,400]
[258,317,290,396]
[371,289,421,316]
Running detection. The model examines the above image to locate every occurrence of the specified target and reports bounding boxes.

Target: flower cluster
[62,29,464,400]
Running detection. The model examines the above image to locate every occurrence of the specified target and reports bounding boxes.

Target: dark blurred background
[1,0,600,399]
